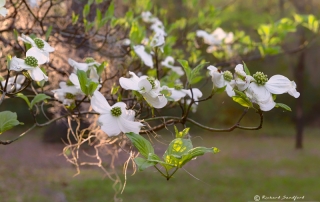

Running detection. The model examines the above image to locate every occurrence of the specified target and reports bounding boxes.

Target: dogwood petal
[0,7,8,17]
[68,58,88,72]
[91,91,111,113]
[134,45,153,68]
[183,88,203,102]
[99,114,121,137]
[266,75,300,98]
[207,65,225,88]
[26,47,47,64]
[42,39,55,52]
[69,73,80,88]
[143,93,167,108]
[119,73,141,91]
[226,82,235,97]
[9,57,25,71]
[117,115,143,134]
[138,78,152,93]
[28,67,48,81]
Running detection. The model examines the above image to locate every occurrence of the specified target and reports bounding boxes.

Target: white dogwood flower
[68,58,101,82]
[52,81,83,106]
[119,72,167,108]
[246,72,300,111]
[19,34,54,62]
[141,11,158,23]
[91,91,143,137]
[196,28,234,53]
[207,65,235,97]
[0,0,8,17]
[234,64,253,91]
[1,75,26,93]
[9,49,48,81]
[161,56,184,76]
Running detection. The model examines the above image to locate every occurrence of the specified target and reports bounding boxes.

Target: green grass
[1,127,320,202]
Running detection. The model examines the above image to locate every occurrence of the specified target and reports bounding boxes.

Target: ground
[0,125,320,202]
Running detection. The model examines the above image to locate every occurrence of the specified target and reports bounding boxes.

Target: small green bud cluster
[85,57,95,64]
[253,71,268,85]
[25,56,38,67]
[111,107,122,117]
[223,71,233,82]
[65,93,75,99]
[174,84,183,90]
[147,77,156,89]
[34,38,44,49]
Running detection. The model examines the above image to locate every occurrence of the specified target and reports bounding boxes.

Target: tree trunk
[294,49,304,149]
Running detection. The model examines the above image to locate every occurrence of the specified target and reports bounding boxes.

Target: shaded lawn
[0,126,320,202]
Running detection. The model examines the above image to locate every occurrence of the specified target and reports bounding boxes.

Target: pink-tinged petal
[91,91,111,113]
[133,45,154,68]
[117,115,143,134]
[143,93,167,108]
[28,67,48,81]
[138,78,152,93]
[99,114,121,137]
[26,47,47,64]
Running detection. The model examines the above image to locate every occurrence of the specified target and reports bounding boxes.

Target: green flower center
[223,71,233,82]
[111,107,122,117]
[25,56,38,67]
[253,71,268,85]
[66,80,74,86]
[65,93,75,99]
[85,57,95,64]
[34,38,44,49]
[174,84,183,90]
[147,77,156,89]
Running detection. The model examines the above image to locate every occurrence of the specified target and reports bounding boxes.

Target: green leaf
[242,61,250,76]
[83,4,90,17]
[163,138,193,169]
[96,62,106,75]
[77,70,88,94]
[13,29,19,41]
[134,157,157,171]
[72,12,79,25]
[175,127,190,139]
[179,147,219,168]
[111,84,120,95]
[177,59,191,82]
[105,1,114,18]
[45,25,53,41]
[232,96,252,108]
[87,81,99,96]
[126,132,154,158]
[16,93,31,108]
[275,103,292,111]
[30,94,50,109]
[214,85,227,94]
[0,111,21,134]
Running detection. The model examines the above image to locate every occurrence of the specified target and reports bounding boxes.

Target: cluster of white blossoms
[51,58,103,107]
[207,64,300,111]
[0,75,26,93]
[196,28,234,54]
[9,34,55,82]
